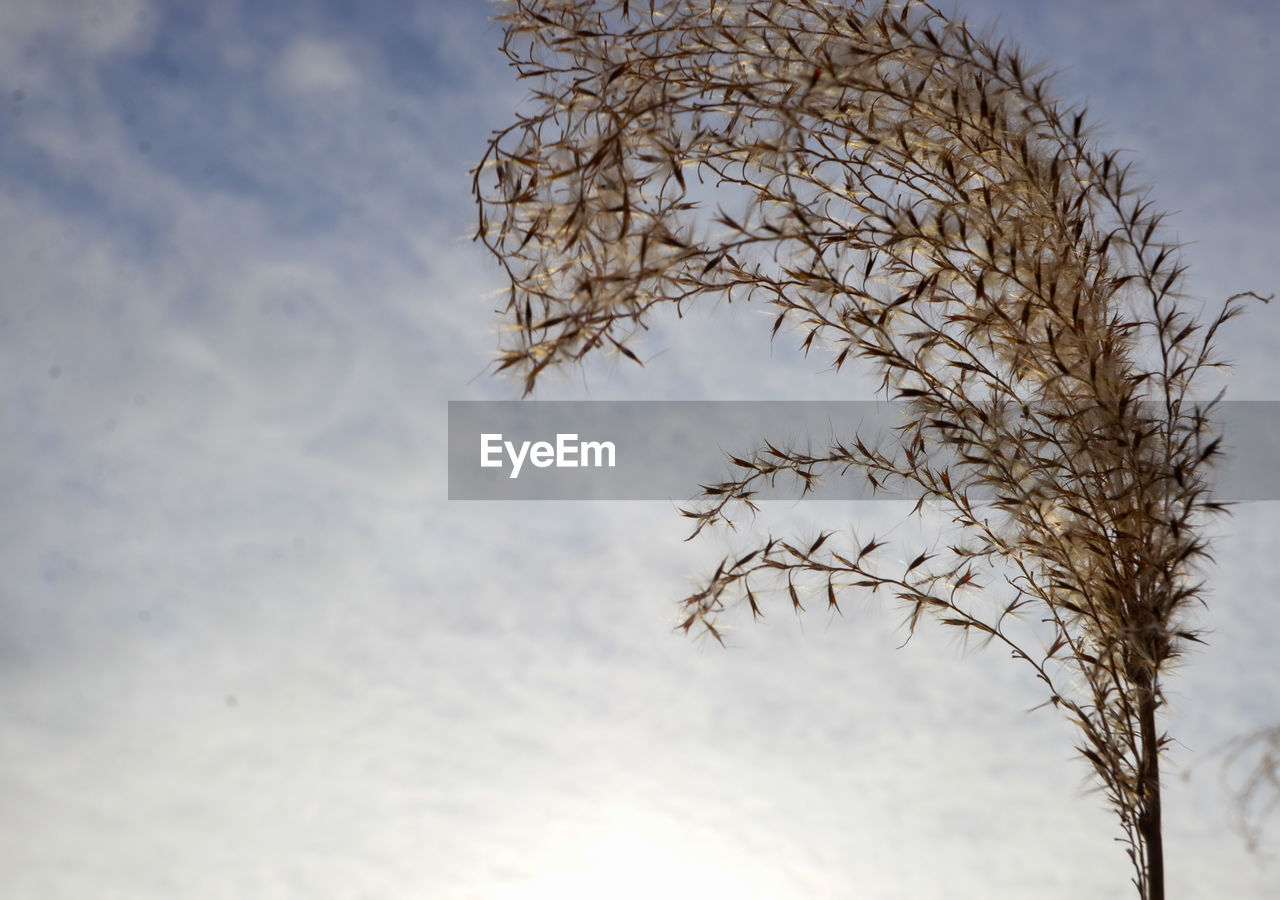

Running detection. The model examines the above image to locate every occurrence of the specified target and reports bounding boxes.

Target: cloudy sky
[2,0,1278,897]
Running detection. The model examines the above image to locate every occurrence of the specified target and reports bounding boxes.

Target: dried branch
[473,2,1268,896]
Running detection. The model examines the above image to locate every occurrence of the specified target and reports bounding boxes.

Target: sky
[1,0,1278,897]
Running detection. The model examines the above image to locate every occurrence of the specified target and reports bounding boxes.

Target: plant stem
[1139,681,1164,900]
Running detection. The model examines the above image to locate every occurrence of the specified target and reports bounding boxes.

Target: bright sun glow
[492,822,782,899]
[502,835,756,899]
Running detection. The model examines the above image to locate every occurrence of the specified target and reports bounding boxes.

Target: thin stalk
[1139,680,1164,900]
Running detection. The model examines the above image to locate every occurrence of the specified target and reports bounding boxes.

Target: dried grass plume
[472,2,1269,896]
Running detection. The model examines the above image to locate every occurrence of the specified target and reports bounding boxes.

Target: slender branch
[474,2,1267,895]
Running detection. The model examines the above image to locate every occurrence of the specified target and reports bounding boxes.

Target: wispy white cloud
[271,37,362,95]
